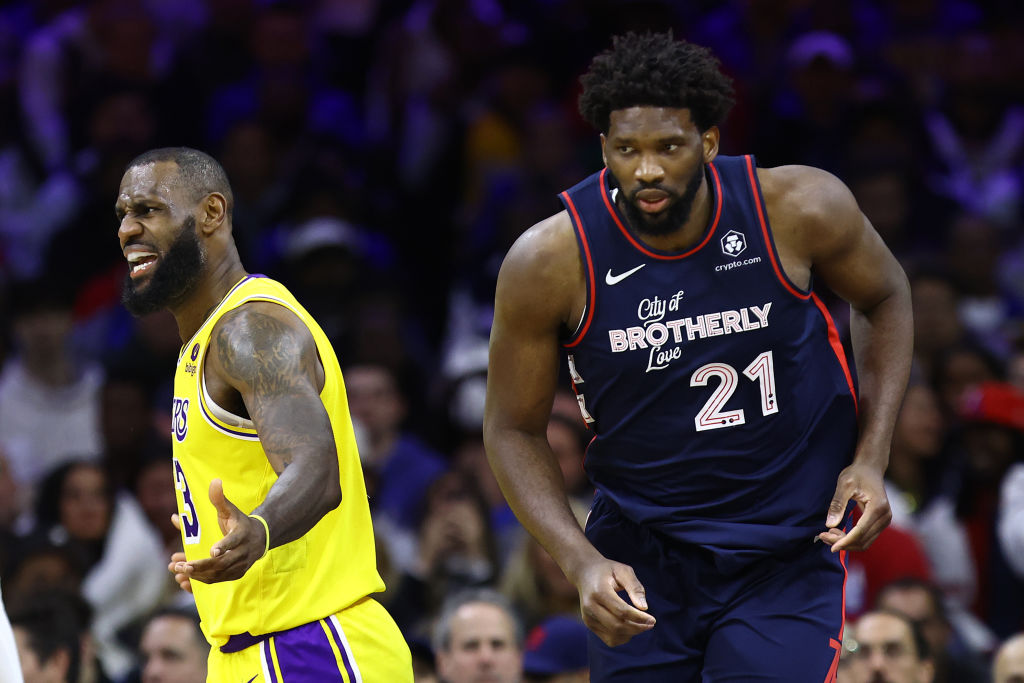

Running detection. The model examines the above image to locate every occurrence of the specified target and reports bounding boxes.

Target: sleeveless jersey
[560,155,859,571]
[171,275,383,646]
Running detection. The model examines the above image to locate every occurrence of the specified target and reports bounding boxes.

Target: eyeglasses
[843,637,912,660]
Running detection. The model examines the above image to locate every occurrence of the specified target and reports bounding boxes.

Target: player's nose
[635,153,664,183]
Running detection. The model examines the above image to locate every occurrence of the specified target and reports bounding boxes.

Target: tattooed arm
[175,301,341,584]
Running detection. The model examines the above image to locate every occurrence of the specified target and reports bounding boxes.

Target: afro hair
[579,31,735,134]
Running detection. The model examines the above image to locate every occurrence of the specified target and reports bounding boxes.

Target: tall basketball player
[116,147,412,682]
[484,32,913,681]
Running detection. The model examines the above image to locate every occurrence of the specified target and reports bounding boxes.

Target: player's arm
[484,213,655,646]
[766,166,912,552]
[178,301,341,583]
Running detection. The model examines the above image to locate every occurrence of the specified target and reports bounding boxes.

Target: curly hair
[579,31,735,134]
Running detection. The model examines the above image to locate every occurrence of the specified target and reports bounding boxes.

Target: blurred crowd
[0,0,1021,681]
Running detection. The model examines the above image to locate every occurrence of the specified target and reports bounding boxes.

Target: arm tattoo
[214,306,342,547]
[214,309,329,468]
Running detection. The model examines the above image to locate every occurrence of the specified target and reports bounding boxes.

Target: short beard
[615,163,706,238]
[122,215,205,316]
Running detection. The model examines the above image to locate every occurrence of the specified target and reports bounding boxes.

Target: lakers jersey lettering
[172,275,383,646]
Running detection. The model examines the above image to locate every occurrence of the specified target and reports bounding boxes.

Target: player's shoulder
[211,299,314,355]
[499,210,579,283]
[495,210,582,322]
[756,164,859,226]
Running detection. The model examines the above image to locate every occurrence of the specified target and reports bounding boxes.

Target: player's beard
[122,215,205,316]
[616,163,705,238]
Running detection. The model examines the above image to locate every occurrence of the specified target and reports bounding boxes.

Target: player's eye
[617,146,634,154]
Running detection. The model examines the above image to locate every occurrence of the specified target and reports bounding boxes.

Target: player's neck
[171,257,249,342]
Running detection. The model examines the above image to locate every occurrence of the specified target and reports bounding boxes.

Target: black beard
[615,164,705,238]
[122,215,205,316]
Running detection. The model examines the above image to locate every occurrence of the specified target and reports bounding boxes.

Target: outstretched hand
[171,479,267,585]
[575,556,656,647]
[817,462,892,552]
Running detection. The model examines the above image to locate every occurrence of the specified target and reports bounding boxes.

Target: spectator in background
[31,460,165,680]
[887,381,947,527]
[433,588,523,683]
[545,414,592,507]
[135,606,207,683]
[501,500,586,632]
[132,455,188,608]
[994,634,1024,683]
[931,343,1003,421]
[98,367,163,492]
[910,269,968,380]
[944,213,1024,359]
[345,362,447,572]
[1009,340,1024,393]
[907,382,1023,651]
[385,470,497,639]
[845,610,935,683]
[521,615,589,683]
[3,540,85,602]
[0,450,21,575]
[0,279,103,499]
[876,577,989,683]
[9,590,103,683]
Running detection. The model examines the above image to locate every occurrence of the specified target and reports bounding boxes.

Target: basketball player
[483,32,912,680]
[115,147,412,682]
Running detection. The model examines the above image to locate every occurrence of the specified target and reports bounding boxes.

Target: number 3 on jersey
[173,458,201,545]
[691,350,778,431]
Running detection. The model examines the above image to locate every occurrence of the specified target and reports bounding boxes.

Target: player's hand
[173,479,267,584]
[818,462,891,552]
[167,549,193,593]
[574,557,656,647]
[168,515,192,593]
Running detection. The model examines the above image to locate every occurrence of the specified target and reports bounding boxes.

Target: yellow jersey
[171,275,383,647]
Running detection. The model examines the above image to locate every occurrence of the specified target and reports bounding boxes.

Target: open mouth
[126,250,158,278]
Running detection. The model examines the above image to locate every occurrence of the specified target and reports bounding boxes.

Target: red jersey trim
[598,165,723,260]
[812,294,859,414]
[744,156,812,301]
[561,191,596,348]
[823,549,849,683]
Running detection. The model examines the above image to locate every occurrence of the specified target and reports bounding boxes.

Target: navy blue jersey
[559,155,859,571]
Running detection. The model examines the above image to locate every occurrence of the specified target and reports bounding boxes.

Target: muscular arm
[176,301,341,584]
[209,301,341,547]
[764,166,912,550]
[484,214,655,645]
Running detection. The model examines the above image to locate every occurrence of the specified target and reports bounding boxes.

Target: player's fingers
[816,528,845,546]
[825,482,851,529]
[612,563,650,611]
[208,479,236,518]
[582,598,652,646]
[593,585,655,628]
[171,513,182,531]
[168,551,187,573]
[210,526,246,557]
[835,506,891,552]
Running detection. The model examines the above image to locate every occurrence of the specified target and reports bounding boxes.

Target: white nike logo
[605,264,646,285]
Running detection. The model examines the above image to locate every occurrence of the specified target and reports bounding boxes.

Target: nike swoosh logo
[605,264,646,285]
[245,676,257,683]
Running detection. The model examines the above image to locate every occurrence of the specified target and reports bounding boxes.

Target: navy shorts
[585,496,846,682]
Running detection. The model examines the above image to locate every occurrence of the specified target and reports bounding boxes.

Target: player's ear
[199,193,228,235]
[600,133,608,167]
[702,127,720,163]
